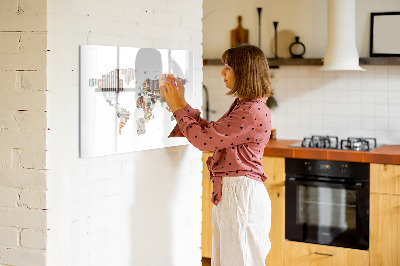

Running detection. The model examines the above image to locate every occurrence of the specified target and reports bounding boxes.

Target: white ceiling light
[320,0,365,71]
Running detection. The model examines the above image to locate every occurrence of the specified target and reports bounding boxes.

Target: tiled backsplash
[203,65,400,144]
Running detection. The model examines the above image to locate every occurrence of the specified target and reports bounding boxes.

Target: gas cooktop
[289,135,382,151]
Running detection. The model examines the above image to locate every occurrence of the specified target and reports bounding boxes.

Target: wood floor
[202,257,211,266]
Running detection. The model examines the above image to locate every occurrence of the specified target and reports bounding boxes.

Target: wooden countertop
[263,139,400,165]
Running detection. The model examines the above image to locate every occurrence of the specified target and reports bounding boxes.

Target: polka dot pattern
[168,98,272,206]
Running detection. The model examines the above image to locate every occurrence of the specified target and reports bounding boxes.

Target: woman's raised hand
[160,76,184,113]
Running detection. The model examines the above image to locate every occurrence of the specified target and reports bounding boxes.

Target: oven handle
[286,177,364,189]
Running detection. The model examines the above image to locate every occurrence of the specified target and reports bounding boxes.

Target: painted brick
[1,110,47,130]
[0,247,46,266]
[19,0,47,14]
[0,0,18,13]
[0,169,47,189]
[0,187,19,208]
[0,208,46,230]
[19,189,46,209]
[15,70,47,91]
[0,14,46,32]
[0,90,46,111]
[0,149,11,169]
[0,71,16,90]
[0,32,47,71]
[20,149,46,170]
[0,129,46,150]
[20,229,46,249]
[0,32,20,54]
[0,227,19,247]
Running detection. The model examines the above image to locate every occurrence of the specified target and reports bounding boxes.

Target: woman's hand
[173,77,187,108]
[160,77,185,113]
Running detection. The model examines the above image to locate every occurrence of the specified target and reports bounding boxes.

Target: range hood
[320,0,365,71]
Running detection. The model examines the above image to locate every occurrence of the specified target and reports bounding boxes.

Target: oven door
[285,177,369,250]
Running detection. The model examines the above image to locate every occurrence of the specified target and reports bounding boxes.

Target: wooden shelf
[359,57,400,65]
[203,57,400,67]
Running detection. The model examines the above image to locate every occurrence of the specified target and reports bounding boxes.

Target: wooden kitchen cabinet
[201,154,286,266]
[262,156,285,266]
[202,152,213,258]
[284,241,369,266]
[370,163,400,195]
[370,163,400,266]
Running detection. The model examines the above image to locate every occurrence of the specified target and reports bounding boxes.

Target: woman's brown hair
[221,44,273,99]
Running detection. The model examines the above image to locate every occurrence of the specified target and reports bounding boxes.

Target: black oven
[285,158,369,250]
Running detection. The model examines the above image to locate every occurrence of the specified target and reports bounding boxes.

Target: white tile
[310,68,324,77]
[361,129,375,138]
[361,90,374,104]
[389,104,400,117]
[388,117,400,131]
[323,103,336,115]
[323,87,336,103]
[374,77,388,91]
[336,90,349,103]
[348,103,362,116]
[298,67,311,78]
[349,128,362,137]
[323,115,336,129]
[348,116,362,129]
[361,104,375,116]
[336,103,349,116]
[375,104,389,117]
[336,115,348,128]
[335,73,349,90]
[388,75,400,91]
[311,102,324,113]
[388,65,400,76]
[374,65,388,77]
[361,74,374,91]
[374,90,388,104]
[348,71,362,90]
[286,77,299,89]
[311,114,324,129]
[388,91,400,104]
[298,77,311,89]
[374,117,389,130]
[311,87,323,101]
[388,131,400,144]
[362,116,375,130]
[348,90,362,103]
[285,66,298,77]
[374,130,389,144]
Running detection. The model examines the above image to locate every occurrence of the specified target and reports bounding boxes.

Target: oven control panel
[286,158,369,180]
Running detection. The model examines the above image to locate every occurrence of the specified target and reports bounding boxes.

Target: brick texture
[0,0,47,264]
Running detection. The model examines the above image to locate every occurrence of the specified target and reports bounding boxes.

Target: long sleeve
[172,105,258,152]
[168,103,211,137]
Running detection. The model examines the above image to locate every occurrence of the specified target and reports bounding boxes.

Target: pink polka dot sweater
[169,97,272,206]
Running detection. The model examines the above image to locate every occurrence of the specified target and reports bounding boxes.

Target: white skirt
[212,176,271,266]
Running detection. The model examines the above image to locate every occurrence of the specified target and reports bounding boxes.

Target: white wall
[0,0,48,265]
[203,0,400,145]
[46,0,203,265]
[203,0,400,58]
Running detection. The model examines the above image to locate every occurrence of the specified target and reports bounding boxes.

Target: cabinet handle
[314,252,335,257]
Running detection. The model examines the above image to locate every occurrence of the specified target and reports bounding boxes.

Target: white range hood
[320,0,365,71]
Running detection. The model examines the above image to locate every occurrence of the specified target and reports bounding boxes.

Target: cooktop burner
[290,136,380,151]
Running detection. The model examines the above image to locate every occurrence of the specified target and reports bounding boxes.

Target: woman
[161,44,273,266]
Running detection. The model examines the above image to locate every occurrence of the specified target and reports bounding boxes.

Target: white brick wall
[0,0,48,265]
[47,0,203,266]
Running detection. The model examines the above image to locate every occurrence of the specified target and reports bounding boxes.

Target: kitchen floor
[202,257,211,266]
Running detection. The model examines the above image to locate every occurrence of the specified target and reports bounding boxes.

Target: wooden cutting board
[231,16,249,48]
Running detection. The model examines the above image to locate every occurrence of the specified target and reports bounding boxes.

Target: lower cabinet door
[265,184,284,266]
[370,193,400,266]
[284,241,369,266]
